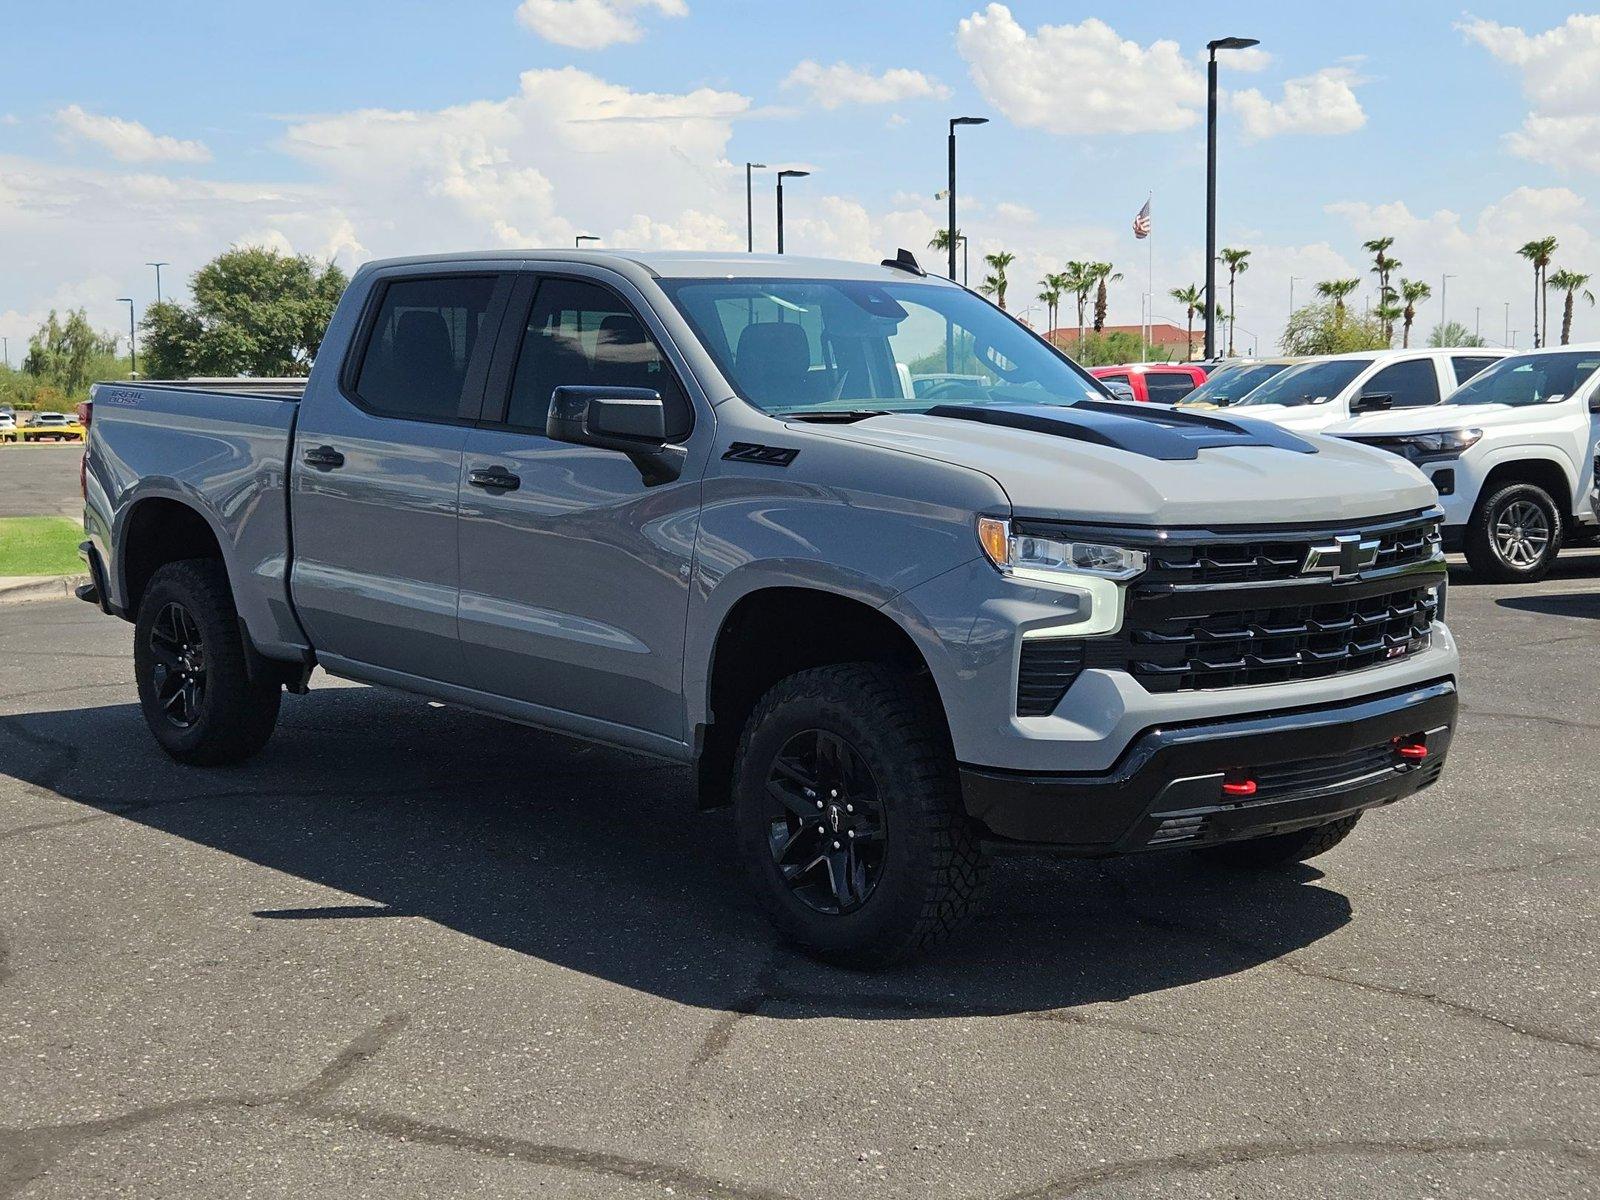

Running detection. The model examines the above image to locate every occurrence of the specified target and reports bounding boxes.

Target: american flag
[1132,198,1151,239]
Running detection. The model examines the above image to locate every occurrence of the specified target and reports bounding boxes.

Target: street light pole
[745,162,766,253]
[946,116,988,282]
[117,297,137,378]
[1204,36,1259,360]
[146,261,169,305]
[775,169,809,254]
[575,235,600,249]
[1505,301,1511,347]
[1440,273,1455,343]
[957,234,969,286]
[1289,276,1301,315]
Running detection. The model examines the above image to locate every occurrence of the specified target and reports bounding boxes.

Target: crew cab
[1230,348,1505,434]
[1089,363,1207,404]
[79,249,1460,964]
[1330,345,1600,581]
[1177,358,1305,409]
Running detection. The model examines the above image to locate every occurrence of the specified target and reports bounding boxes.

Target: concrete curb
[0,574,90,605]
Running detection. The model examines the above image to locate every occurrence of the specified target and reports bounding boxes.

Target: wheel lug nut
[845,804,853,813]
[829,789,838,798]
[816,800,823,808]
[847,830,855,839]
[817,825,825,834]
[832,840,840,849]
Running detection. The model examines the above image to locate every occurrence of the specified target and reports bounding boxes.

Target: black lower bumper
[960,679,1457,854]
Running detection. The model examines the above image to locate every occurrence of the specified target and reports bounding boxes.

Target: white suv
[1328,345,1600,581]
[1227,348,1506,434]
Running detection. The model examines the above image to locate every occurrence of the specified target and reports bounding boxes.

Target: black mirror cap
[548,385,667,447]
[1588,394,1600,413]
[1352,391,1395,414]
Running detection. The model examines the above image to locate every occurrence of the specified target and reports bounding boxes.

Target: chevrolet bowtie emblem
[1303,534,1381,580]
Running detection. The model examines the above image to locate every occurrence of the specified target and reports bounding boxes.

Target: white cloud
[1231,68,1367,139]
[781,61,950,109]
[515,0,686,50]
[1208,45,1273,73]
[0,113,20,127]
[54,105,211,164]
[955,5,1204,134]
[1460,14,1600,171]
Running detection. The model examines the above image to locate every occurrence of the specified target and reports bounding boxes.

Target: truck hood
[805,403,1435,526]
[1325,403,1542,437]
[1226,403,1342,431]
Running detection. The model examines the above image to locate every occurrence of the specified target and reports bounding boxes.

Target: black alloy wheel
[764,728,887,914]
[148,601,207,728]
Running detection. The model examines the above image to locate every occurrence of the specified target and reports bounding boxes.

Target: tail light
[77,400,92,499]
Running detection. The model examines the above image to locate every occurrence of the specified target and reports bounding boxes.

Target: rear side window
[1361,358,1441,408]
[1098,372,1130,386]
[505,277,692,438]
[1452,356,1499,385]
[353,276,498,421]
[1144,373,1197,404]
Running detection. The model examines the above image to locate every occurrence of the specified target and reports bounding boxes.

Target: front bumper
[959,678,1456,853]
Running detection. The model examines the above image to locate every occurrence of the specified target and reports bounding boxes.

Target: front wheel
[133,559,281,765]
[1464,482,1564,582]
[732,663,987,966]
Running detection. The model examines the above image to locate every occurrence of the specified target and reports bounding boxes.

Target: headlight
[1394,428,1482,460]
[978,517,1148,582]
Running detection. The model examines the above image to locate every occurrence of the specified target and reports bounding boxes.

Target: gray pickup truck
[79,249,1459,963]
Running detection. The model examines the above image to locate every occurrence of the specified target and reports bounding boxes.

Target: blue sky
[2,2,1596,353]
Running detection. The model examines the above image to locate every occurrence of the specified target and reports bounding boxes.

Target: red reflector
[1221,778,1257,797]
[1395,742,1428,761]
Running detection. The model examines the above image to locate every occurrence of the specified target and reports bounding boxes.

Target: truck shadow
[1,687,1353,1019]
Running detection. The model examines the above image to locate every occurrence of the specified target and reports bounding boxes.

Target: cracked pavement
[0,557,1597,1197]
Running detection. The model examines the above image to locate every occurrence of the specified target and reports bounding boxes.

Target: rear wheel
[1195,813,1362,869]
[133,560,281,765]
[732,663,986,966]
[1465,482,1563,582]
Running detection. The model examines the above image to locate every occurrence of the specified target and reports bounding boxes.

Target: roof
[1090,363,1203,374]
[357,248,959,284]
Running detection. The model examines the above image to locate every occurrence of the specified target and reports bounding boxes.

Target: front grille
[1120,584,1437,692]
[1017,639,1084,716]
[1139,515,1441,585]
[1250,742,1404,800]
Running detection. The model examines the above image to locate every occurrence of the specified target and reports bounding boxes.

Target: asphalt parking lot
[1,558,1597,1198]
[0,445,83,520]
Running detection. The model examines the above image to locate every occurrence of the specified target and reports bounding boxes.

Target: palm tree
[1037,272,1068,333]
[1064,261,1095,342]
[1518,237,1558,347]
[1170,284,1203,361]
[983,250,1016,310]
[1363,236,1398,337]
[1399,278,1432,348]
[1375,301,1404,345]
[1547,269,1595,345]
[1316,278,1361,319]
[1090,262,1122,333]
[1219,247,1252,356]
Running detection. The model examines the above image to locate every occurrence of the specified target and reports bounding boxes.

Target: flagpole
[1143,192,1153,363]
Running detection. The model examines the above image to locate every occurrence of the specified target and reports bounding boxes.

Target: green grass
[0,517,84,576]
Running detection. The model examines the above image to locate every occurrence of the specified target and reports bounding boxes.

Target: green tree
[1427,320,1487,348]
[1281,301,1389,356]
[1090,262,1122,332]
[1315,278,1362,318]
[1063,260,1095,337]
[140,246,348,379]
[1363,236,1400,339]
[981,250,1016,309]
[21,309,121,399]
[1219,247,1251,356]
[1169,283,1204,361]
[1517,236,1558,347]
[1546,269,1594,345]
[1398,279,1432,348]
[1073,330,1147,367]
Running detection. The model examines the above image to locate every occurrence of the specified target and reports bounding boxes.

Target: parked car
[1177,358,1306,409]
[21,411,86,442]
[78,249,1459,964]
[0,411,16,442]
[1329,345,1600,581]
[1229,349,1506,434]
[1089,363,1208,404]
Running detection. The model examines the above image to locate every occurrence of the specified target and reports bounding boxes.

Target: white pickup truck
[1229,348,1505,435]
[1330,345,1600,581]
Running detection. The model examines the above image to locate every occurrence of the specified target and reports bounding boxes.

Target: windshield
[1442,350,1600,407]
[1235,359,1368,408]
[659,277,1105,415]
[1179,361,1289,407]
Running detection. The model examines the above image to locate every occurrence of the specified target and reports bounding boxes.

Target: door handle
[467,465,521,491]
[302,445,345,470]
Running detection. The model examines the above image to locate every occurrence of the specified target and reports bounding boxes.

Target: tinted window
[1445,350,1600,407]
[506,278,692,438]
[1362,358,1440,408]
[354,276,497,421]
[1098,372,1130,386]
[1179,361,1287,406]
[1452,356,1499,385]
[1144,373,1196,404]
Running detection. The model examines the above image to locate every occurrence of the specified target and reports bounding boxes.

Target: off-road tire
[133,559,281,765]
[1464,482,1563,583]
[732,663,987,966]
[1195,812,1362,869]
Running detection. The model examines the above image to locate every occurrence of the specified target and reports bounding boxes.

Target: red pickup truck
[1090,364,1208,404]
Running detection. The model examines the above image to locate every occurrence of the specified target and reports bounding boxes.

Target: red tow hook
[1393,738,1428,762]
[1221,773,1257,797]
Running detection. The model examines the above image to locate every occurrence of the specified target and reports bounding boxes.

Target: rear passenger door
[291,270,512,683]
[1357,357,1442,412]
[454,270,707,750]
[1451,355,1501,388]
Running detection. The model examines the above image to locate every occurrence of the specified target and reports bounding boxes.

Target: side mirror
[546,385,685,486]
[1588,394,1600,413]
[1351,391,1395,414]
